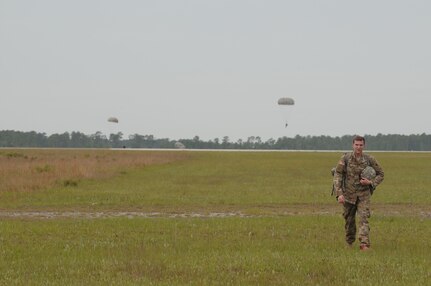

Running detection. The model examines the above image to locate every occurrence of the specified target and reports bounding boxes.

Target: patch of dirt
[0,211,253,219]
[1,207,430,220]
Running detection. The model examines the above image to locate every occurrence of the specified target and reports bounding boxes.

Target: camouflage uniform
[333,152,384,246]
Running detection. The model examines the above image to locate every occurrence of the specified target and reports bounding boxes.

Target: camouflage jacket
[333,152,384,204]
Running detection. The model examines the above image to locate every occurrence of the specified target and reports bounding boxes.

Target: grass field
[0,149,430,285]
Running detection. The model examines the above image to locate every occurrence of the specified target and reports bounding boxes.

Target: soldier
[333,135,384,251]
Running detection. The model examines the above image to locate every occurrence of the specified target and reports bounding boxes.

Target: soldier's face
[352,140,364,154]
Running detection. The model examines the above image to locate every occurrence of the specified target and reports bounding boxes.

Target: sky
[1,0,430,141]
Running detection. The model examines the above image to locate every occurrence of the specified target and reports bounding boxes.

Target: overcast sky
[1,0,430,141]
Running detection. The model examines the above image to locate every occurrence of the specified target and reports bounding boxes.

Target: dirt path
[0,211,252,219]
[1,209,430,219]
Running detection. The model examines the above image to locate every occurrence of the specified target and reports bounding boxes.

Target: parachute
[174,142,186,149]
[277,97,295,106]
[277,97,295,127]
[107,117,119,123]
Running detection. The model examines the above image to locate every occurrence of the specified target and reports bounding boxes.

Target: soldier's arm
[333,157,346,197]
[369,157,384,188]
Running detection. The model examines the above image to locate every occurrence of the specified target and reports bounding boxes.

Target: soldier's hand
[337,195,345,204]
[360,178,372,185]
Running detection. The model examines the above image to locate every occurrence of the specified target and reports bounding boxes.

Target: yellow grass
[0,149,189,193]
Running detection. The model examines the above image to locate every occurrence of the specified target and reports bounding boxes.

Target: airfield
[0,148,430,285]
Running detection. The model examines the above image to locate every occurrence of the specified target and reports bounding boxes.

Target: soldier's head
[352,135,365,155]
[352,135,365,144]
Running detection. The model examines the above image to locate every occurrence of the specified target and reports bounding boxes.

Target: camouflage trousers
[343,196,371,246]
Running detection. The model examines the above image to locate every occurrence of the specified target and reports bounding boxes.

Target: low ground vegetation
[0,149,430,285]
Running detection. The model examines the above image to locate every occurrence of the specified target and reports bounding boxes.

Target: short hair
[352,135,365,144]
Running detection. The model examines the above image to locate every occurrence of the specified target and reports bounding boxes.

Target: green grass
[1,150,431,285]
[1,216,430,285]
[2,151,431,213]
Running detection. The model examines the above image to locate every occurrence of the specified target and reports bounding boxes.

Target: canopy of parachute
[174,142,186,149]
[277,97,295,105]
[107,117,119,123]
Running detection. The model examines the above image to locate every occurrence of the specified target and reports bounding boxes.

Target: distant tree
[264,138,276,149]
[221,136,230,148]
[48,132,70,147]
[90,131,109,147]
[2,130,431,150]
[70,131,92,147]
[109,132,123,148]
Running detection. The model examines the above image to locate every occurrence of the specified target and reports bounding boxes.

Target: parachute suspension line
[277,97,295,128]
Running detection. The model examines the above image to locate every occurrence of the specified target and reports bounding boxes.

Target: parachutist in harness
[278,97,294,128]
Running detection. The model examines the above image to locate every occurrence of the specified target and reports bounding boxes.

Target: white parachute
[277,97,295,127]
[107,117,119,123]
[174,142,186,149]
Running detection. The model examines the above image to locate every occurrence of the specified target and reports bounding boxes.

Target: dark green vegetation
[2,130,431,150]
[0,150,430,285]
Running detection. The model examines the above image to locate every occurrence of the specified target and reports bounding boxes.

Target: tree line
[1,130,431,151]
